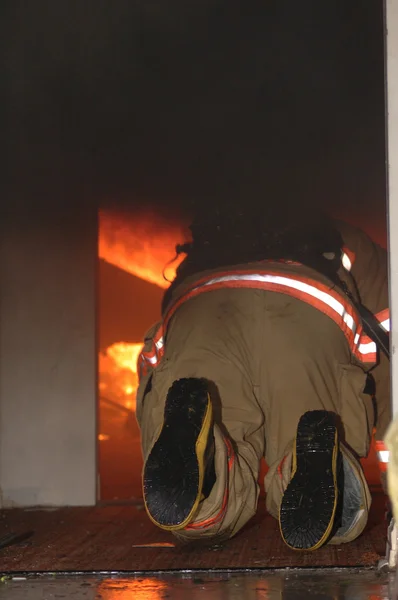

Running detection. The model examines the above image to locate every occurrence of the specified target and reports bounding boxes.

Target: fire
[99,342,143,411]
[99,210,191,419]
[99,209,190,288]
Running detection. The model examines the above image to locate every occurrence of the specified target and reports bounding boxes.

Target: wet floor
[0,569,396,600]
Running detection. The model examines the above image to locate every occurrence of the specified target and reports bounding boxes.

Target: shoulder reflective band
[375,440,390,472]
[138,268,381,378]
[160,270,377,364]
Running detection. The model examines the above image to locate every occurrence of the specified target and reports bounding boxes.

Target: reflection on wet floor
[0,570,396,600]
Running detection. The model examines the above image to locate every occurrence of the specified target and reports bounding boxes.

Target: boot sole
[279,410,339,551]
[143,378,212,531]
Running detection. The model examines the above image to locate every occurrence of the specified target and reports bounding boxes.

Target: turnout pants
[136,288,374,542]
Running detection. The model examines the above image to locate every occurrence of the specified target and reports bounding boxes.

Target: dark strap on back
[338,279,390,360]
[356,303,390,360]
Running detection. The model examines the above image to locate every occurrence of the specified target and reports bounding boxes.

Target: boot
[328,444,371,544]
[279,410,342,551]
[143,377,216,531]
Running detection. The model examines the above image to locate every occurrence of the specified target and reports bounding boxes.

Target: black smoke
[4,0,386,223]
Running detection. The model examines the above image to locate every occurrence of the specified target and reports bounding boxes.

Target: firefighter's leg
[260,294,373,549]
[136,289,265,542]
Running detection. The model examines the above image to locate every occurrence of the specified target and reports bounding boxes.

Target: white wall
[386,0,398,417]
[0,209,97,506]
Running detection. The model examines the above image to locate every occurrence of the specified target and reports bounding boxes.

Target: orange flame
[99,342,143,411]
[99,209,190,288]
[99,210,190,417]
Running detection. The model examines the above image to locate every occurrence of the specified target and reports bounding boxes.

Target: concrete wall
[386,0,398,417]
[0,209,97,506]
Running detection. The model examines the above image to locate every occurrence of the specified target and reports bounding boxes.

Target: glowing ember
[99,209,190,289]
[99,342,144,412]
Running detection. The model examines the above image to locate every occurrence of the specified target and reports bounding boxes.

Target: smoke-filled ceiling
[5,0,386,226]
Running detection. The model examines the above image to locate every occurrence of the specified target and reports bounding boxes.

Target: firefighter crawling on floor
[135,201,390,551]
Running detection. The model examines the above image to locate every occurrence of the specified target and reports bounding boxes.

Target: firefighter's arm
[374,353,392,441]
[346,226,388,318]
[136,320,164,425]
[338,221,390,440]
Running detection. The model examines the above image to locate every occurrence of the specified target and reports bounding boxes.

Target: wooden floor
[0,492,388,573]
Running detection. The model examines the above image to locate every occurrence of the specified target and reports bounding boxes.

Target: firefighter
[135,205,390,551]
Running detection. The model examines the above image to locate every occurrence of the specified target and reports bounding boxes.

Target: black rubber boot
[279,410,342,551]
[143,377,216,531]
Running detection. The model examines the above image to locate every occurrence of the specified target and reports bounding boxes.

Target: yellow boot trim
[143,393,213,532]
